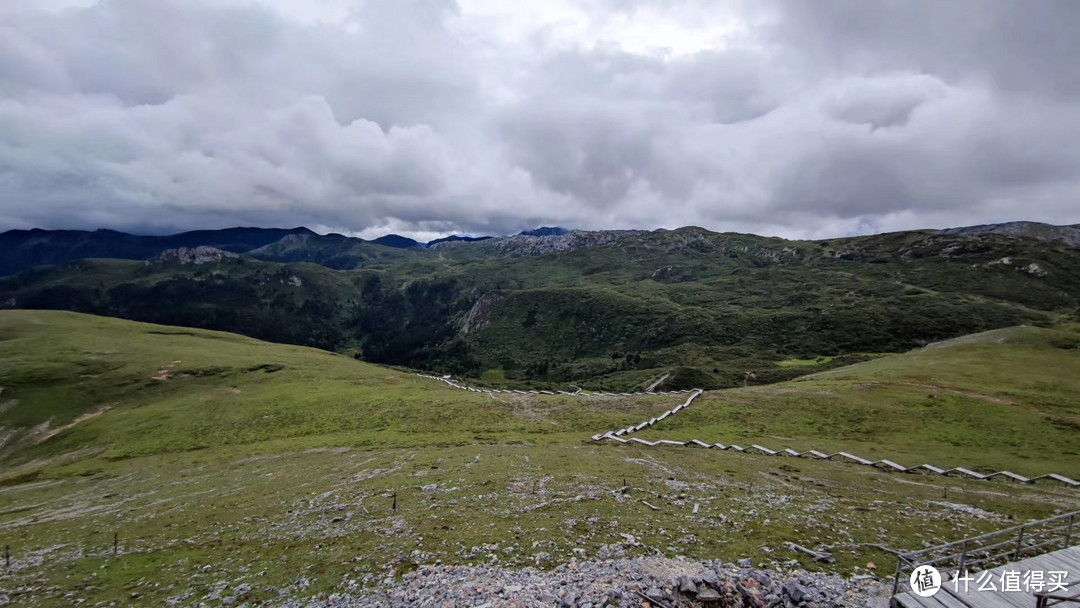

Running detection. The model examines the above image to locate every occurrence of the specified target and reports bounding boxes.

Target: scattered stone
[246,557,886,607]
[782,581,813,604]
[784,541,835,563]
[678,575,697,594]
[696,588,721,602]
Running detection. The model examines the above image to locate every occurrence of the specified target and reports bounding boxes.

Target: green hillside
[6,311,1075,477]
[0,310,670,467]
[2,227,1078,392]
[635,325,1080,478]
[0,312,1076,606]
[246,232,414,269]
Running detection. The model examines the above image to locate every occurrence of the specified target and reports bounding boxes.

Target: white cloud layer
[1,0,1079,239]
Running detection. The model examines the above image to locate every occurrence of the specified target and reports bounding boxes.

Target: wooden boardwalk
[893,546,1080,608]
[418,373,1080,487]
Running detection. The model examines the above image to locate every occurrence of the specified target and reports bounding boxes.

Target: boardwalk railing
[892,511,1080,596]
[416,373,698,397]
[1035,589,1080,607]
[416,374,1080,488]
[593,434,1080,487]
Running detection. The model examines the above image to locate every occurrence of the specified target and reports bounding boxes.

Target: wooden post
[891,556,905,596]
[1013,526,1025,561]
[392,492,397,512]
[1066,514,1074,548]
[5,544,9,568]
[957,540,968,577]
[113,533,118,556]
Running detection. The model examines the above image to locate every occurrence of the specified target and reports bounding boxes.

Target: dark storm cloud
[0,0,1078,240]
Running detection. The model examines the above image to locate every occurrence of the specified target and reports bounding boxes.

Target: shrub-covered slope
[1,226,1078,389]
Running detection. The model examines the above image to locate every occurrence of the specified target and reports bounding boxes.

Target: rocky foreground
[266,558,890,608]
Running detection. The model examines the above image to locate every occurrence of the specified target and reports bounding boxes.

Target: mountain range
[0,226,502,277]
[2,220,1078,390]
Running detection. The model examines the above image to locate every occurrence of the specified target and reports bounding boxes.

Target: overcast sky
[1,0,1079,240]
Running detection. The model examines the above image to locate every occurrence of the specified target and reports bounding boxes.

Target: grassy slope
[0,312,1077,606]
[636,325,1080,478]
[0,311,673,467]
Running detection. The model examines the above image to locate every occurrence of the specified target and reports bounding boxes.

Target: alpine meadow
[1,223,1079,606]
[5,1,1080,606]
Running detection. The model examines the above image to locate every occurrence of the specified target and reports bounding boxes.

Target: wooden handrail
[901,512,1078,560]
[1035,589,1080,608]
[892,511,1080,597]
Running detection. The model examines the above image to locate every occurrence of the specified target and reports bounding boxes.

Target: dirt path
[644,372,671,392]
[33,406,111,445]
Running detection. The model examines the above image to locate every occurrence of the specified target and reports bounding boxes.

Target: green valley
[2,225,1078,392]
[0,311,1077,606]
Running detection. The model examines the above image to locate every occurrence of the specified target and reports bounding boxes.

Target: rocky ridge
[430,230,649,257]
[150,246,240,265]
[939,221,1080,247]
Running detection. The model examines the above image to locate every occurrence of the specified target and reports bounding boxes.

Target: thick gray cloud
[0,0,1078,240]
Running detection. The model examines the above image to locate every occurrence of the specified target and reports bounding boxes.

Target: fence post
[892,556,906,596]
[4,544,9,568]
[957,540,968,579]
[1013,526,1025,561]
[113,532,118,556]
[1066,514,1074,548]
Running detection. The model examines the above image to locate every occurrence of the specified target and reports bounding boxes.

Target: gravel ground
[264,558,890,608]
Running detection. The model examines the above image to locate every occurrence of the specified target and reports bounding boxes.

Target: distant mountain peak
[426,234,493,247]
[371,234,423,249]
[518,227,571,237]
